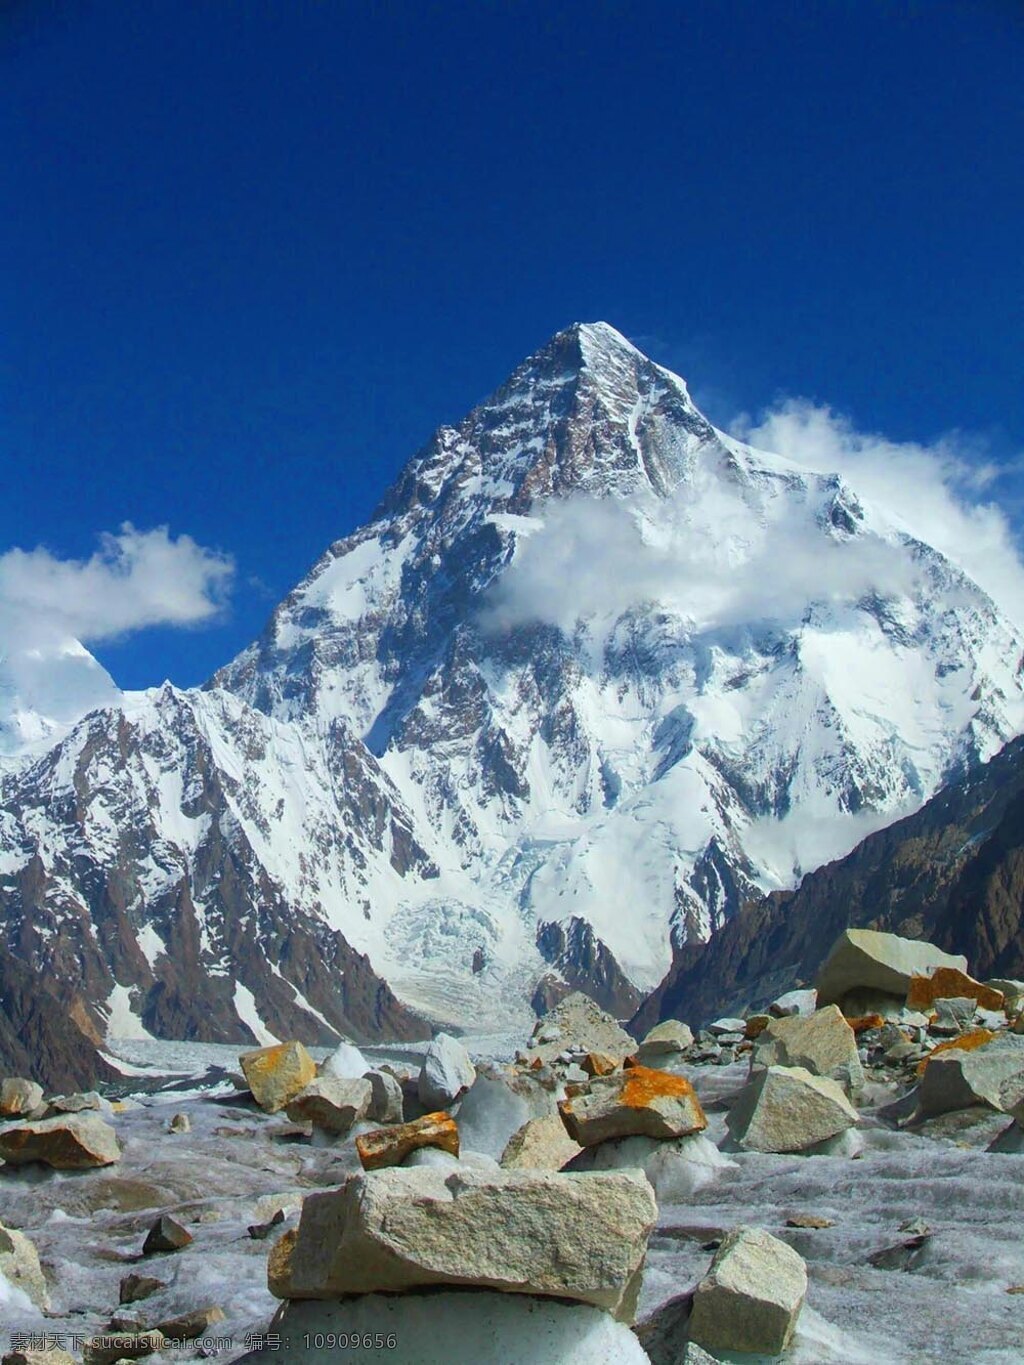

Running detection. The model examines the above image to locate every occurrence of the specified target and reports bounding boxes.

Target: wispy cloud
[733,399,1024,628]
[0,523,235,648]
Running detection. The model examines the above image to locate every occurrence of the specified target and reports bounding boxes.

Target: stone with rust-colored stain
[786,1214,835,1229]
[916,1029,996,1075]
[744,1015,772,1040]
[355,1111,459,1171]
[0,1113,121,1169]
[907,969,1004,1013]
[845,1013,885,1034]
[581,1050,618,1077]
[558,1065,707,1146]
[239,1040,316,1114]
[142,1215,193,1255]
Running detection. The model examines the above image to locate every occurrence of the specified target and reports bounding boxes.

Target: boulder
[816,929,967,1008]
[929,998,977,1035]
[726,1066,858,1154]
[769,988,818,1018]
[142,1215,193,1254]
[0,1219,49,1309]
[119,1273,166,1305]
[46,1091,111,1116]
[558,1066,706,1146]
[581,1051,619,1077]
[285,1077,372,1134]
[3,1351,77,1365]
[364,1070,404,1124]
[156,1306,226,1342]
[167,1112,190,1134]
[501,1114,583,1171]
[638,1021,694,1058]
[907,968,1004,1012]
[744,1014,772,1039]
[320,1041,369,1080]
[528,993,637,1065]
[0,1113,120,1168]
[688,1226,807,1356]
[0,1078,44,1117]
[917,1034,1024,1117]
[708,1017,746,1037]
[237,1290,650,1364]
[356,1111,459,1170]
[418,1034,476,1110]
[453,1073,530,1159]
[268,1166,657,1322]
[751,1005,863,1093]
[239,1041,316,1114]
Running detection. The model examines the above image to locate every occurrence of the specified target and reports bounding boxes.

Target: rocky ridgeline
[1,953,1024,1362]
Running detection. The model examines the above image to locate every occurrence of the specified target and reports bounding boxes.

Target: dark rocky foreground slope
[635,735,1024,1033]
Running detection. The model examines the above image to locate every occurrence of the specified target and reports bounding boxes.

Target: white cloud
[733,399,1024,628]
[0,523,235,647]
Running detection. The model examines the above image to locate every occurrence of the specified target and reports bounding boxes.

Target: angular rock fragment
[284,1077,371,1134]
[918,1034,1024,1116]
[119,1272,166,1304]
[0,1078,44,1117]
[726,1065,858,1153]
[500,1113,583,1171]
[752,1005,863,1092]
[770,988,817,1018]
[418,1034,476,1110]
[167,1112,190,1134]
[0,1219,49,1308]
[816,929,967,1009]
[0,1113,120,1169]
[558,1066,706,1146]
[268,1166,657,1322]
[528,993,637,1066]
[638,1020,694,1058]
[688,1226,807,1356]
[581,1050,618,1076]
[907,968,1004,1013]
[320,1041,369,1080]
[156,1306,226,1342]
[142,1215,193,1254]
[364,1069,404,1123]
[239,1041,316,1114]
[355,1111,459,1170]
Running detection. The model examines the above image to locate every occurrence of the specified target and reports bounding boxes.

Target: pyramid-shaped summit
[2,324,1023,1047]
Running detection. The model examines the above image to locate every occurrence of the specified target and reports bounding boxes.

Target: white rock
[454,1073,530,1159]
[567,1131,736,1201]
[638,1020,694,1056]
[770,988,818,1018]
[708,1017,747,1036]
[0,1218,49,1309]
[418,1034,476,1110]
[320,1041,369,1080]
[238,1291,650,1363]
[689,1225,807,1356]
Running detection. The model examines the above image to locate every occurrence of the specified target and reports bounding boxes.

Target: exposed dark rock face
[536,917,642,1018]
[0,949,117,1093]
[634,735,1024,1032]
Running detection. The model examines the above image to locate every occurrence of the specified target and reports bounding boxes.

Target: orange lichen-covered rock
[907,969,1004,1013]
[745,1015,772,1040]
[558,1065,707,1146]
[239,1041,316,1114]
[916,1029,996,1076]
[844,1013,885,1034]
[355,1111,459,1171]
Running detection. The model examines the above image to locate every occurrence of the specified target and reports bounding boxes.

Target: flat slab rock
[0,1114,121,1169]
[268,1165,657,1322]
[558,1065,707,1145]
[236,1290,651,1364]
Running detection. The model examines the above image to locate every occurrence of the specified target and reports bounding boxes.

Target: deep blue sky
[2,1,1022,689]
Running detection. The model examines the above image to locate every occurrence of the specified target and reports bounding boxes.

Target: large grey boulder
[688,1226,807,1356]
[268,1166,657,1322]
[816,929,967,1008]
[528,992,637,1065]
[0,1113,121,1168]
[418,1034,476,1110]
[0,1219,49,1309]
[0,1077,44,1117]
[726,1065,858,1154]
[558,1066,707,1145]
[752,1005,864,1093]
[918,1035,1024,1117]
[285,1077,372,1134]
[237,1291,651,1364]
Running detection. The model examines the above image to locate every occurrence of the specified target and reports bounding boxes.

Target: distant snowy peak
[0,638,120,757]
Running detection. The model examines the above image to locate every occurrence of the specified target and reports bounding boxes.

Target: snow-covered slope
[3,322,1023,1036]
